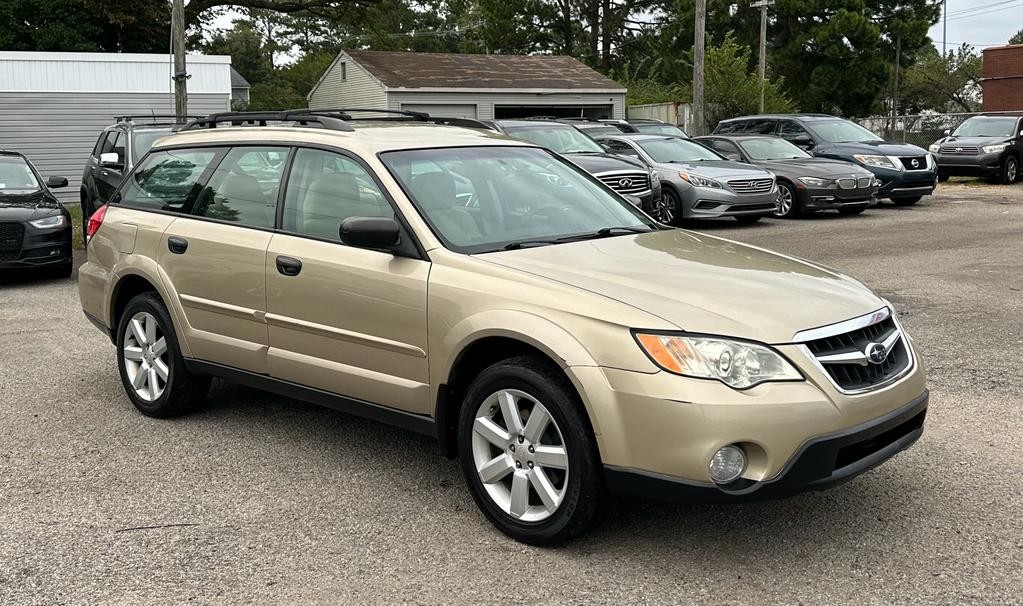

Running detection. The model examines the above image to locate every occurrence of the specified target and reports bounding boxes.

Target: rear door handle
[275,256,302,276]
[167,236,188,254]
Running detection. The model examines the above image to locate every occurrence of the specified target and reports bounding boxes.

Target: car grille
[595,171,650,195]
[899,156,928,170]
[939,145,979,154]
[858,176,874,188]
[727,177,774,194]
[837,176,875,189]
[0,222,25,260]
[800,313,911,392]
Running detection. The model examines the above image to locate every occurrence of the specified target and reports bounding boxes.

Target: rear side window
[191,147,289,229]
[281,147,393,242]
[118,149,219,212]
[745,119,778,135]
[705,138,740,156]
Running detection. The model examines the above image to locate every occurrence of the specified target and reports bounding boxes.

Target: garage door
[400,104,478,119]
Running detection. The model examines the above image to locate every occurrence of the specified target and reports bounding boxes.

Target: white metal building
[307,50,627,121]
[0,52,234,203]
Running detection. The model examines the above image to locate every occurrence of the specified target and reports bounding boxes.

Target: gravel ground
[1,184,1021,605]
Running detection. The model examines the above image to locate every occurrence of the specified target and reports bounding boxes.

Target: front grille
[0,222,25,257]
[596,171,650,195]
[801,314,911,392]
[939,145,979,154]
[900,156,928,171]
[727,177,774,194]
[837,177,857,189]
[858,176,874,188]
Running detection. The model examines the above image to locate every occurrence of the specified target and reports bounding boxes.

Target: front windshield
[635,137,723,163]
[807,120,883,143]
[0,155,40,194]
[634,123,687,136]
[381,146,655,253]
[132,129,172,162]
[740,138,810,160]
[502,125,604,154]
[952,116,1017,138]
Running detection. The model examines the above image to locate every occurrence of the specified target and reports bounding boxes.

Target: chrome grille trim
[727,177,774,194]
[595,170,651,195]
[857,176,873,188]
[939,145,979,154]
[837,177,857,189]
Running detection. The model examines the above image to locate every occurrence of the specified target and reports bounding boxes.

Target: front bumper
[935,152,1004,177]
[605,390,927,503]
[866,165,937,199]
[0,224,72,269]
[797,184,879,210]
[682,187,779,219]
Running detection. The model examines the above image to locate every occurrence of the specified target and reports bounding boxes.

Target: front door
[265,147,431,413]
[94,130,125,204]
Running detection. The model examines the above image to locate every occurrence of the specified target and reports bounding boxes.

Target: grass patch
[69,204,85,250]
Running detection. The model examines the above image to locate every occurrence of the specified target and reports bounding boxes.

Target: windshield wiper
[502,239,561,250]
[557,226,652,242]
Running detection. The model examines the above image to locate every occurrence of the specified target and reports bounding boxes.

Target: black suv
[80,116,197,232]
[715,114,937,206]
[480,119,661,214]
[929,113,1023,184]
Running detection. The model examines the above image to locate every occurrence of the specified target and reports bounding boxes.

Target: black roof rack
[294,108,492,130]
[181,110,355,132]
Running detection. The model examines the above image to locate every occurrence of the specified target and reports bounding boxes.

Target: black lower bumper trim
[605,390,928,503]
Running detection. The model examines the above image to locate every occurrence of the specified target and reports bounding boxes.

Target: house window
[340,62,347,81]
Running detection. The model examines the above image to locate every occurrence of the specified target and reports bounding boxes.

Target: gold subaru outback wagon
[79,110,927,545]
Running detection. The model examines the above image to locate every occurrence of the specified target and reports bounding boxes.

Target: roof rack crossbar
[292,108,431,120]
[289,108,492,130]
[116,115,204,122]
[180,111,355,132]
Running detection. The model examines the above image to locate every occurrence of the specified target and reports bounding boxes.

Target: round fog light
[709,445,746,484]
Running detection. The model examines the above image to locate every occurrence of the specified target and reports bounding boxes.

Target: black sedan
[695,135,879,218]
[0,151,73,277]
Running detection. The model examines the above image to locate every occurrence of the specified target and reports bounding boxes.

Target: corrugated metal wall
[0,93,230,204]
[308,53,387,110]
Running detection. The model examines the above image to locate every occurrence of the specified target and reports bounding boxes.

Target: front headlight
[678,172,722,188]
[852,154,899,170]
[928,143,941,153]
[28,215,67,230]
[982,143,1008,154]
[634,332,802,389]
[798,176,830,187]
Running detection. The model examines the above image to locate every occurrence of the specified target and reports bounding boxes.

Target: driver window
[605,140,640,157]
[778,121,810,141]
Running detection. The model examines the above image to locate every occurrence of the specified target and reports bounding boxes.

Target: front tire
[1001,156,1019,185]
[116,292,210,418]
[772,181,801,218]
[457,356,609,545]
[890,195,922,207]
[655,189,681,225]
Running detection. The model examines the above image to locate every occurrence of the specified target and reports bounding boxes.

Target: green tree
[703,34,795,124]
[1010,29,1023,45]
[0,0,170,52]
[203,21,274,86]
[901,44,982,113]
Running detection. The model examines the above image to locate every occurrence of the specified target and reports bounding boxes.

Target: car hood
[564,152,647,173]
[652,160,772,180]
[934,135,1009,147]
[0,190,62,222]
[754,157,874,178]
[481,229,884,344]
[820,140,928,156]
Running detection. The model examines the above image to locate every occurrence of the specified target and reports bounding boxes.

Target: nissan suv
[715,114,937,206]
[78,109,928,546]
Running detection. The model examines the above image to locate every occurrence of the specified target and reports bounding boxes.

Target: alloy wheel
[652,195,677,224]
[121,311,169,402]
[774,185,794,217]
[1009,158,1018,183]
[471,389,569,522]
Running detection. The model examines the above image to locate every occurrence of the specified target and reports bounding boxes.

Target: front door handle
[275,256,302,276]
[167,236,188,254]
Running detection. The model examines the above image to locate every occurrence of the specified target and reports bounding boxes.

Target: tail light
[86,204,108,241]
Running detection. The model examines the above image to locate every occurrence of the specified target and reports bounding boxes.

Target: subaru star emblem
[910,158,920,168]
[618,178,633,188]
[866,342,889,365]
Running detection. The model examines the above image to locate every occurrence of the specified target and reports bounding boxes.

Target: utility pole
[891,33,901,135]
[172,0,188,123]
[752,0,774,113]
[692,0,706,136]
[942,0,947,58]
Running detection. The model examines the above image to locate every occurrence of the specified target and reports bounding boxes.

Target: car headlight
[982,143,1008,154]
[678,172,722,188]
[28,215,67,229]
[928,143,941,153]
[798,176,830,187]
[852,154,899,170]
[634,332,802,389]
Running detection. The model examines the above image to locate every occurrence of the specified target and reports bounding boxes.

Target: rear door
[157,145,289,374]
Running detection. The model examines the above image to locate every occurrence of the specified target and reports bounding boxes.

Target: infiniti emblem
[866,342,889,365]
[618,178,633,188]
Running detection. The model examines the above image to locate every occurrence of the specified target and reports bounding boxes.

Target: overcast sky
[927,0,1022,50]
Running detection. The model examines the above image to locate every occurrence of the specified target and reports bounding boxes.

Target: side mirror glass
[99,152,122,168]
[340,217,401,251]
[47,176,69,188]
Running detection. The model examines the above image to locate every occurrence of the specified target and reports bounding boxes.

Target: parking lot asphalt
[1,183,1021,605]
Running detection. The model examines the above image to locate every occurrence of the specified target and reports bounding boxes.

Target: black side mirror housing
[47,176,69,188]
[340,217,401,251]
[792,135,815,149]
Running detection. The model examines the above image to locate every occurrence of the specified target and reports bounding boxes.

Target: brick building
[982,44,1023,111]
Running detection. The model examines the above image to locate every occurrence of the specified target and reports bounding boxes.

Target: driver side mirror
[99,152,122,168]
[724,152,743,162]
[46,176,68,189]
[340,217,401,251]
[944,129,951,136]
[791,134,815,149]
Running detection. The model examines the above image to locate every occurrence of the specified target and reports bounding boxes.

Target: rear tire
[116,292,209,418]
[1001,156,1019,185]
[734,215,762,224]
[838,206,867,216]
[457,356,610,546]
[890,196,922,207]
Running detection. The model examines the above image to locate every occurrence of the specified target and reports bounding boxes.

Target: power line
[944,0,1021,17]
[946,0,1023,22]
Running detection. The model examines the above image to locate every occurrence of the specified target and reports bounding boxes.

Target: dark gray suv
[929,113,1023,185]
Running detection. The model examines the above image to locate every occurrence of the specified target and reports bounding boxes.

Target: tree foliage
[0,0,170,52]
[1010,29,1023,45]
[901,44,982,113]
